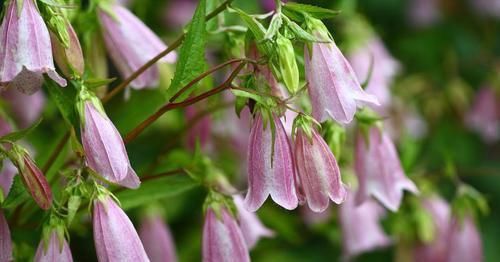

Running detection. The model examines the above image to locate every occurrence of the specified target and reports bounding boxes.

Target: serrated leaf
[2,176,29,209]
[116,174,198,210]
[45,80,78,127]
[166,0,207,102]
[283,3,340,21]
[0,118,42,142]
[264,14,282,40]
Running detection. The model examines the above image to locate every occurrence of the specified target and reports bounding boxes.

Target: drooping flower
[0,160,17,201]
[348,37,400,115]
[294,126,347,212]
[413,197,451,262]
[93,195,149,262]
[340,191,391,259]
[139,214,177,262]
[202,207,250,262]
[51,21,85,79]
[2,88,46,128]
[408,0,441,27]
[445,217,483,262]
[354,127,418,211]
[244,113,298,212]
[34,230,73,262]
[0,0,66,94]
[0,210,13,262]
[13,153,52,210]
[465,87,499,143]
[304,18,379,124]
[185,104,212,152]
[98,3,177,89]
[81,101,140,189]
[233,195,274,249]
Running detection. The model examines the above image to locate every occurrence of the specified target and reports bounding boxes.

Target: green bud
[276,35,299,94]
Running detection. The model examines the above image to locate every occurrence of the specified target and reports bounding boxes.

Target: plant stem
[124,62,247,143]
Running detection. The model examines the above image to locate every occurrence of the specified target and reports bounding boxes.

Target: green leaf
[231,89,266,106]
[45,80,79,127]
[230,7,272,54]
[2,176,30,209]
[0,118,42,142]
[286,19,326,43]
[264,14,282,40]
[85,77,117,90]
[283,3,340,21]
[166,0,208,102]
[116,175,199,210]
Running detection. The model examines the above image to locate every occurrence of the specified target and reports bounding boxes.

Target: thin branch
[124,62,247,143]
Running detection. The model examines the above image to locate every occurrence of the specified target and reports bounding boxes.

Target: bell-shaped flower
[340,191,391,259]
[233,195,274,249]
[354,127,418,211]
[0,210,13,262]
[304,18,378,124]
[445,216,483,262]
[139,214,177,262]
[413,197,451,262]
[348,37,400,114]
[294,125,347,212]
[34,230,73,262]
[98,3,176,89]
[244,113,298,211]
[0,0,66,94]
[93,195,149,262]
[2,88,46,128]
[202,206,250,262]
[81,101,140,189]
[465,87,499,143]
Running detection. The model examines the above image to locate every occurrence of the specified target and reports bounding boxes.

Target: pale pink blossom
[139,214,177,262]
[233,195,274,249]
[465,87,499,143]
[0,210,12,262]
[34,231,73,262]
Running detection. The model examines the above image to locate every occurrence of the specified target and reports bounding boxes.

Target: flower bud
[35,228,73,262]
[202,206,250,262]
[13,151,52,210]
[139,214,177,262]
[276,35,299,94]
[0,210,13,262]
[81,100,140,189]
[0,0,66,94]
[51,22,85,79]
[93,195,149,261]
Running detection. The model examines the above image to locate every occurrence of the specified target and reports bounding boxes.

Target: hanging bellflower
[293,116,347,212]
[0,0,66,94]
[0,210,13,262]
[304,18,379,124]
[354,127,418,211]
[244,113,298,212]
[139,213,178,262]
[93,195,150,262]
[80,97,140,189]
[233,195,274,249]
[98,2,177,89]
[34,229,73,262]
[202,205,250,262]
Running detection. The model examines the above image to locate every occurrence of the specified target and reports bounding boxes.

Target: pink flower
[81,101,140,189]
[470,0,500,18]
[2,88,46,128]
[354,127,418,211]
[304,31,379,124]
[233,195,274,249]
[348,37,400,115]
[93,196,149,262]
[408,0,441,27]
[465,87,499,143]
[0,160,17,200]
[244,114,298,211]
[185,105,212,152]
[139,214,177,262]
[340,191,391,258]
[445,217,483,262]
[51,21,85,79]
[98,3,176,89]
[0,210,13,262]
[202,207,250,262]
[163,0,197,28]
[294,127,347,212]
[0,0,66,94]
[413,197,451,262]
[34,231,73,262]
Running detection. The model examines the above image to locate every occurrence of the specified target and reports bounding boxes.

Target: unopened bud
[276,35,299,94]
[51,22,85,79]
